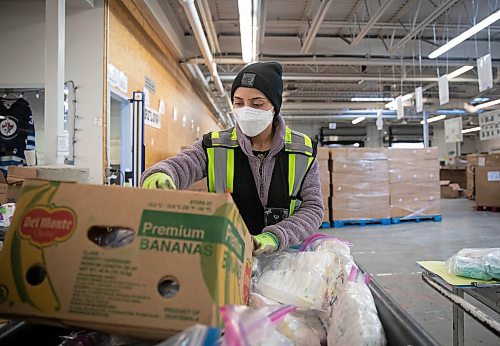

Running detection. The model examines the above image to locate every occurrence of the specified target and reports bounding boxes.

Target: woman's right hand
[142,172,176,189]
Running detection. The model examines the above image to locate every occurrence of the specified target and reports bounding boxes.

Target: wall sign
[479,110,500,141]
[145,107,161,129]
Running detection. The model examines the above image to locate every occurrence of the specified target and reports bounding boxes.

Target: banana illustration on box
[0,182,76,314]
[200,203,251,324]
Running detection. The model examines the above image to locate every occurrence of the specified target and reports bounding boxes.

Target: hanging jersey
[0,99,36,175]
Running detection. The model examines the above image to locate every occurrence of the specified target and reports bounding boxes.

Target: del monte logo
[19,206,76,247]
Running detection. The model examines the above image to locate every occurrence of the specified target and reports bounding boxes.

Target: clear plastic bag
[446,248,500,281]
[327,267,386,346]
[220,305,295,346]
[252,251,341,310]
[276,309,327,346]
[299,234,355,283]
[156,324,220,346]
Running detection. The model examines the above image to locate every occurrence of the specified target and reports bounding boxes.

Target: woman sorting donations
[141,62,323,254]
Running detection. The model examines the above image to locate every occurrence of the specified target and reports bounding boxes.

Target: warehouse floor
[323,198,500,346]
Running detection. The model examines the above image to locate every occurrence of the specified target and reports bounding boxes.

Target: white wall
[0,1,45,88]
[65,1,105,183]
[0,0,105,183]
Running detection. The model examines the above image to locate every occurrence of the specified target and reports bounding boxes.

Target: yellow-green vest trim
[204,127,316,216]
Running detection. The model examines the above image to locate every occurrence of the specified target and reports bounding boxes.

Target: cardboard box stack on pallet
[331,148,390,221]
[466,153,500,200]
[472,153,500,209]
[388,148,441,219]
[317,147,332,225]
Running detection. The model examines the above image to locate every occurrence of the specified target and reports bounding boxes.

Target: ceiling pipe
[179,0,225,97]
[219,73,477,83]
[282,100,467,110]
[389,0,460,53]
[217,19,500,32]
[351,0,395,46]
[301,0,333,53]
[259,0,267,49]
[185,64,230,126]
[184,56,489,67]
[196,0,221,53]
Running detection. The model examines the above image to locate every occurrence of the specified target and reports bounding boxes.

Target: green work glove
[142,172,176,189]
[253,232,279,255]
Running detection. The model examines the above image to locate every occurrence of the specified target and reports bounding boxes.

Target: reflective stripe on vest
[206,127,314,216]
[285,127,314,215]
[206,128,238,193]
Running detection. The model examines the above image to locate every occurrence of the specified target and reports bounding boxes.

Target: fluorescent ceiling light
[474,98,500,110]
[352,116,366,124]
[351,97,394,102]
[447,65,474,80]
[472,97,490,103]
[462,126,481,133]
[385,93,413,108]
[238,0,253,63]
[420,115,446,124]
[429,9,500,59]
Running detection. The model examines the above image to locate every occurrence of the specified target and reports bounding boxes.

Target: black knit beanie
[231,62,283,115]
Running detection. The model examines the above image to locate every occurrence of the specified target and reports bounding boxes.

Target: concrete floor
[322,198,500,346]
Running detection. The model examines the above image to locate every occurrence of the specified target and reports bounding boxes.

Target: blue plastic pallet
[391,215,442,224]
[320,221,331,229]
[332,218,391,228]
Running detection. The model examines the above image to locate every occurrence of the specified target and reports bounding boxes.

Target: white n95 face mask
[233,106,274,137]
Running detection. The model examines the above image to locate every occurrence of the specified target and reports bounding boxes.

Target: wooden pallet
[475,206,500,212]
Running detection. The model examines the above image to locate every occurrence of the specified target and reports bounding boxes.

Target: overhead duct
[179,0,225,97]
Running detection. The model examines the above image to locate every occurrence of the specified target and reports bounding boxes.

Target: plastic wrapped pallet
[317,147,331,224]
[388,148,441,219]
[331,148,390,221]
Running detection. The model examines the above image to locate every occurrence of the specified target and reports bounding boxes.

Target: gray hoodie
[140,115,324,250]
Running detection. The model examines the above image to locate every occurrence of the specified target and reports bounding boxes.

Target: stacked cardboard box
[317,147,332,224]
[388,148,440,218]
[475,166,500,208]
[0,180,252,340]
[331,148,390,220]
[439,167,467,189]
[466,153,500,199]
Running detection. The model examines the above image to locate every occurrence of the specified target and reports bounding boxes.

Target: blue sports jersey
[0,98,36,175]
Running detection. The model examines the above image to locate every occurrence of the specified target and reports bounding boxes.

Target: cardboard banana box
[0,180,252,340]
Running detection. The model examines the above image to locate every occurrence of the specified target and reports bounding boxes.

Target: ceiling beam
[389,0,460,53]
[215,19,500,32]
[185,56,490,67]
[301,0,333,53]
[345,0,365,22]
[219,73,477,83]
[351,0,395,46]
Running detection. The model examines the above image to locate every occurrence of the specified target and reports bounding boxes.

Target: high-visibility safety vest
[202,127,316,216]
